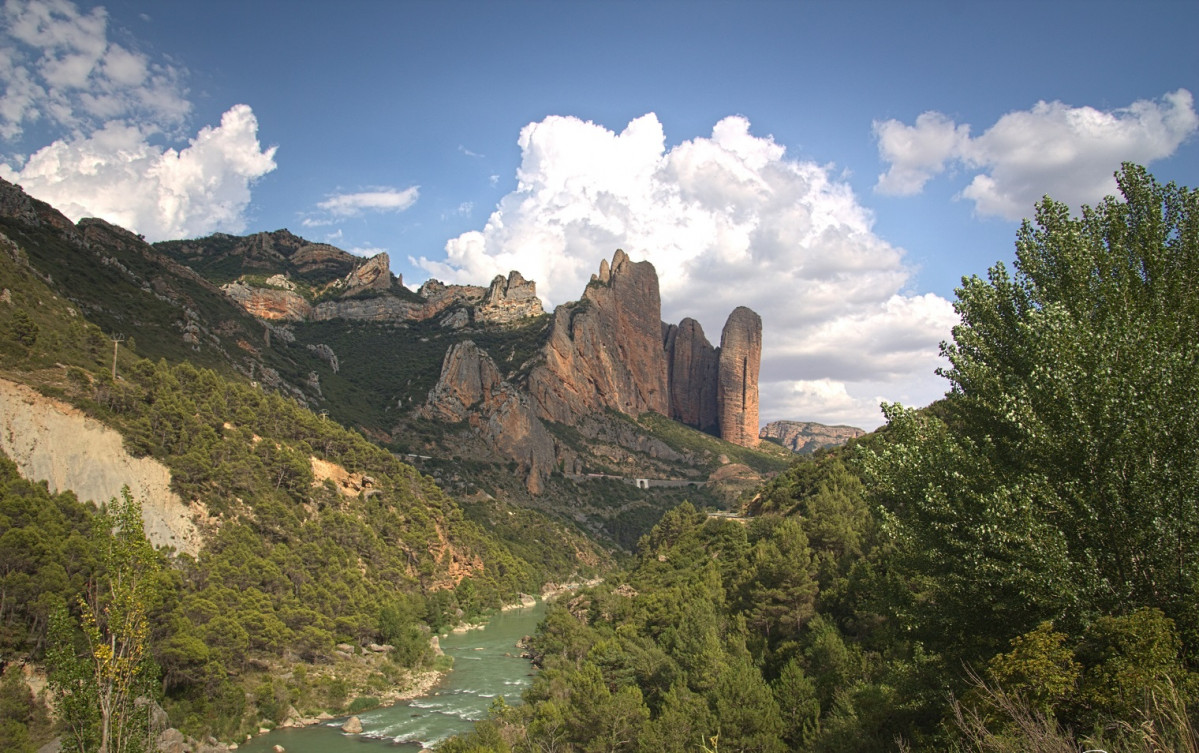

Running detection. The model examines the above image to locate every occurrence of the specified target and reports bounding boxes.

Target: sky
[1,0,1196,430]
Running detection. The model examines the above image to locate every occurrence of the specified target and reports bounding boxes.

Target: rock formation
[716,306,762,448]
[759,420,865,454]
[476,271,543,323]
[663,318,719,434]
[520,250,763,449]
[222,280,312,321]
[339,252,393,295]
[422,341,556,493]
[527,250,670,424]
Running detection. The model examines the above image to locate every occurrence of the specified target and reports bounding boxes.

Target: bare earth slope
[0,378,203,555]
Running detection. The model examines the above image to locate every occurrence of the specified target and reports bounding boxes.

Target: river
[238,600,547,752]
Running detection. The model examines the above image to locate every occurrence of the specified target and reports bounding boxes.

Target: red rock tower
[716,306,762,447]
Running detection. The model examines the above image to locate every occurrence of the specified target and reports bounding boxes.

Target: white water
[238,601,546,752]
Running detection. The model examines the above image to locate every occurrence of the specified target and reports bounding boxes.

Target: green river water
[237,600,547,753]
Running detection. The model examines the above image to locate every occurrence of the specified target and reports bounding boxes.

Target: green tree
[865,164,1199,661]
[983,621,1080,716]
[48,489,161,753]
[711,653,786,753]
[773,657,820,748]
[9,310,39,348]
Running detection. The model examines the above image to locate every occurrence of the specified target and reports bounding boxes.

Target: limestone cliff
[0,378,204,555]
[222,280,312,320]
[527,250,670,424]
[476,271,544,324]
[663,317,719,434]
[717,306,762,448]
[759,420,865,454]
[422,341,556,493]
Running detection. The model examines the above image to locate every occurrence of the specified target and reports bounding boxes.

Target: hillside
[0,174,850,749]
[0,179,609,747]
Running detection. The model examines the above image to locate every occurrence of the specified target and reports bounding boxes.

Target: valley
[1,165,1196,753]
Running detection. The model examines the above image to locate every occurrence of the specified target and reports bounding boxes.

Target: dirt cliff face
[759,420,865,453]
[664,317,719,434]
[527,250,670,424]
[0,378,204,555]
[717,306,762,448]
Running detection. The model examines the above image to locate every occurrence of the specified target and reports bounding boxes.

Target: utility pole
[110,334,125,380]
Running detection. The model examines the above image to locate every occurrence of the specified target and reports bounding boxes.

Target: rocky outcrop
[222,280,312,320]
[334,252,394,296]
[0,177,80,240]
[290,240,360,280]
[759,420,865,454]
[476,271,544,323]
[0,378,204,555]
[0,178,42,225]
[717,306,762,448]
[663,318,719,434]
[306,343,339,373]
[527,250,670,424]
[422,342,556,493]
[520,251,762,449]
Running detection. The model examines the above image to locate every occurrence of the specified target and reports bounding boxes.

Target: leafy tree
[48,489,160,753]
[982,621,1080,716]
[864,164,1199,662]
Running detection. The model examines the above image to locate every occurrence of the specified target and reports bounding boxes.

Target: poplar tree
[49,489,160,753]
[866,164,1199,662]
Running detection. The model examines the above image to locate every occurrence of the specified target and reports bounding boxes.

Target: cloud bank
[875,89,1198,219]
[0,0,277,240]
[416,113,957,429]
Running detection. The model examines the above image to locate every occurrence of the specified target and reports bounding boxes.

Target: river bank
[237,599,550,753]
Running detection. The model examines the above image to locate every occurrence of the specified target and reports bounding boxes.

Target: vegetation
[0,354,602,744]
[636,412,792,475]
[5,164,1198,751]
[438,165,1199,751]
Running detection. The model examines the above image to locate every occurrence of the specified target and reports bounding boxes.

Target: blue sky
[2,0,1196,429]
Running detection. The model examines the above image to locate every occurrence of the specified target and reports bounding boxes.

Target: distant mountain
[759,419,866,453]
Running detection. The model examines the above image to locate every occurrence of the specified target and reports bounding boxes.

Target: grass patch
[636,411,792,474]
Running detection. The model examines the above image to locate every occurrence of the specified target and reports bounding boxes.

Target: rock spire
[716,306,762,448]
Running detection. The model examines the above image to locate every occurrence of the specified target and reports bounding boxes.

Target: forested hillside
[0,203,605,748]
[437,166,1199,752]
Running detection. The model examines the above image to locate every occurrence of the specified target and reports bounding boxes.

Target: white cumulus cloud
[0,104,278,240]
[316,187,420,216]
[875,89,1198,219]
[416,113,958,429]
[0,0,277,241]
